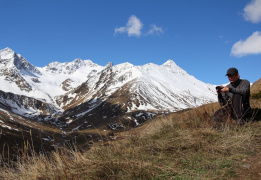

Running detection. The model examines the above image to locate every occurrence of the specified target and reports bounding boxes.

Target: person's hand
[221,86,229,93]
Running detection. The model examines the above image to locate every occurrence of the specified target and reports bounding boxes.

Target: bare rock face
[0,90,60,117]
[60,79,75,91]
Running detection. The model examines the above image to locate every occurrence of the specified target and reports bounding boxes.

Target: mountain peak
[71,59,94,66]
[44,58,101,74]
[162,59,178,67]
[105,62,113,69]
[1,47,14,52]
[162,59,187,74]
[2,47,14,52]
[72,58,83,64]
[0,47,41,76]
[0,47,16,60]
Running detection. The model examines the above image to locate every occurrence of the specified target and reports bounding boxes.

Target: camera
[216,86,223,91]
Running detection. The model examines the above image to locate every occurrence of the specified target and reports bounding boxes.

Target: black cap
[226,68,238,76]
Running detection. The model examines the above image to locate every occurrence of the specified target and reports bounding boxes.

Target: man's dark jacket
[218,79,251,115]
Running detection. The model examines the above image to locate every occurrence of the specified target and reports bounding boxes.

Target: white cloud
[147,24,164,35]
[115,15,164,37]
[243,0,261,23]
[115,15,143,37]
[231,31,261,57]
[114,27,126,34]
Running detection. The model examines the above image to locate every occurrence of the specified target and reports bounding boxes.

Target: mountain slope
[58,60,216,112]
[0,47,217,129]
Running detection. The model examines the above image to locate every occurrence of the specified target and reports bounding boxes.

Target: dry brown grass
[1,80,261,180]
[251,78,261,94]
[1,98,261,180]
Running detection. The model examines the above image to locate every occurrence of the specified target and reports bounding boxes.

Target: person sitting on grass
[213,68,251,125]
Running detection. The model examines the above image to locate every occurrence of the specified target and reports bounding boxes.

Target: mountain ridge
[0,47,217,129]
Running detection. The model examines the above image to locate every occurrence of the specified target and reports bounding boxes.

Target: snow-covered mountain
[0,47,217,129]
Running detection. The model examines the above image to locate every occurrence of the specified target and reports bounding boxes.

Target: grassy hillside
[0,79,261,180]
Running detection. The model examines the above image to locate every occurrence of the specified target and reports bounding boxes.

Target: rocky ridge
[0,47,217,130]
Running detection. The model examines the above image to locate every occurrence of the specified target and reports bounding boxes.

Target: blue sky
[0,0,261,85]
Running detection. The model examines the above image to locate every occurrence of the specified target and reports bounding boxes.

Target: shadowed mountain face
[0,47,217,131]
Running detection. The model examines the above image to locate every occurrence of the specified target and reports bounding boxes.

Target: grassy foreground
[1,95,261,179]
